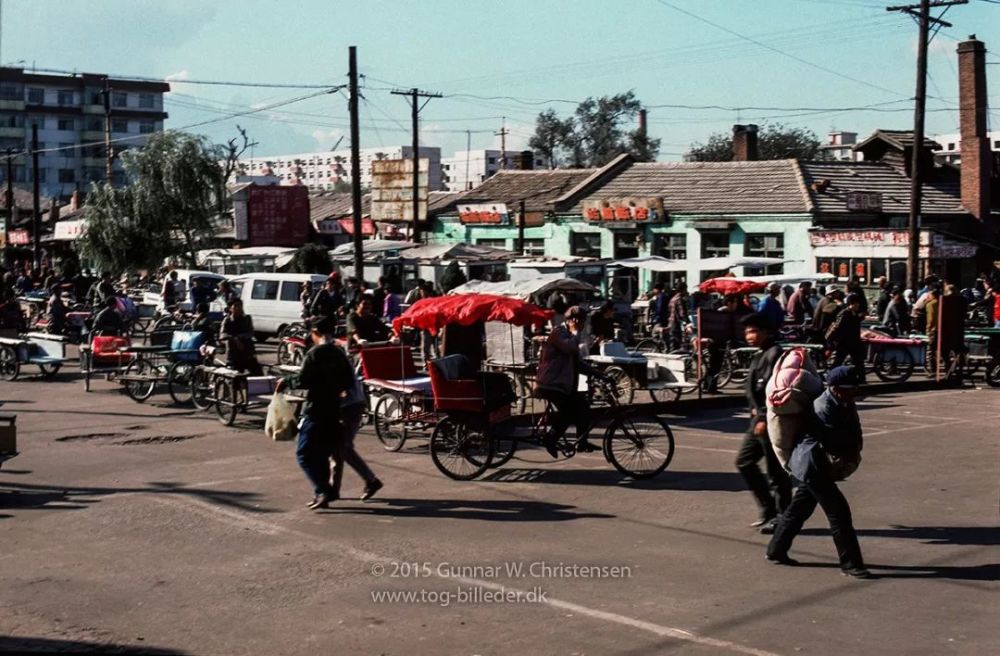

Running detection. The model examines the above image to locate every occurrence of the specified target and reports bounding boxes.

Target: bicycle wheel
[489,430,518,468]
[152,315,182,334]
[430,417,492,481]
[603,414,675,479]
[635,339,664,354]
[37,362,61,379]
[985,358,1000,388]
[602,366,635,405]
[872,349,914,383]
[191,367,214,410]
[0,346,20,381]
[122,359,156,402]
[713,353,734,389]
[166,360,195,404]
[214,378,240,426]
[373,393,408,452]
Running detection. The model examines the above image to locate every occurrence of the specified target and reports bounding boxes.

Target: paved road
[1,358,997,655]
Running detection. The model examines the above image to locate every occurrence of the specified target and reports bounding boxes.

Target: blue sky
[4,0,999,160]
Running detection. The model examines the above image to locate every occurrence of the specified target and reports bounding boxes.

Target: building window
[653,233,686,260]
[57,118,75,131]
[570,232,602,258]
[84,168,103,182]
[487,157,496,164]
[59,143,77,158]
[0,85,21,101]
[0,113,22,128]
[476,238,507,249]
[947,143,956,151]
[58,90,75,106]
[112,119,129,133]
[27,88,44,104]
[522,238,545,257]
[111,170,126,185]
[86,118,103,131]
[744,233,784,275]
[139,121,156,134]
[994,140,1000,149]
[139,94,155,109]
[700,231,730,259]
[58,169,76,183]
[112,91,127,108]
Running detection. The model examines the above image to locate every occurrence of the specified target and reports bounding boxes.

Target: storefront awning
[339,219,376,236]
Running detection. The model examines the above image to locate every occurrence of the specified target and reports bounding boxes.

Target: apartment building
[932,131,1000,164]
[440,149,546,191]
[0,67,169,201]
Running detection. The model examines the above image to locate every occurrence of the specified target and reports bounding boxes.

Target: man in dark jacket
[735,312,791,533]
[874,276,891,322]
[766,366,869,578]
[219,299,262,375]
[882,287,911,337]
[310,275,344,319]
[827,294,866,383]
[91,296,124,336]
[666,283,689,351]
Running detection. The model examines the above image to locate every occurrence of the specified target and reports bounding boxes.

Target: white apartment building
[818,131,861,162]
[440,149,547,191]
[932,131,1000,164]
[240,146,442,191]
[0,67,168,201]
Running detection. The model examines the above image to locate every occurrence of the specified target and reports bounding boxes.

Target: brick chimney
[958,35,991,222]
[732,124,758,161]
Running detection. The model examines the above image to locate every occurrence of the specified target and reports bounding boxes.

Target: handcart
[0,332,73,381]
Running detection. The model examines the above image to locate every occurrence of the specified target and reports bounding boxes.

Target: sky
[3,0,999,161]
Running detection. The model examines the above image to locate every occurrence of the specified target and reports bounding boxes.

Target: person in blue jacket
[758,282,785,331]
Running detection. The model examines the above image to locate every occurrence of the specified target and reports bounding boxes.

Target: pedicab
[392,294,676,481]
[0,332,73,381]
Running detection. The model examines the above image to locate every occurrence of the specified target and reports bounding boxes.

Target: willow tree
[80,131,229,274]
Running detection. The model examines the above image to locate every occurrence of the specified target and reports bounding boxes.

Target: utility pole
[517,199,526,256]
[391,87,441,244]
[30,123,40,270]
[495,117,509,170]
[3,149,12,269]
[348,46,364,284]
[102,77,113,182]
[886,0,967,292]
[464,129,471,191]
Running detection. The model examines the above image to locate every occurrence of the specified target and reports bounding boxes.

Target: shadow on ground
[479,467,746,491]
[0,635,186,654]
[800,524,1000,546]
[320,496,614,522]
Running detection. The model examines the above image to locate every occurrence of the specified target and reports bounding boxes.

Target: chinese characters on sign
[809,230,913,247]
[245,186,310,247]
[845,191,883,212]
[8,229,29,246]
[458,203,509,225]
[581,197,665,224]
[371,159,429,223]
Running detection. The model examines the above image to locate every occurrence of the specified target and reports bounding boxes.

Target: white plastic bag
[265,393,297,441]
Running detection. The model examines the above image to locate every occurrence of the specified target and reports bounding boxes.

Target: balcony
[82,157,106,168]
[81,130,105,142]
[0,126,25,139]
[82,103,104,115]
[0,99,25,111]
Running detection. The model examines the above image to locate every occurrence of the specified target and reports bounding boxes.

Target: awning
[339,219,376,236]
[612,256,688,272]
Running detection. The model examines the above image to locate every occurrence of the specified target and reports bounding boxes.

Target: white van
[229,272,328,339]
[142,269,226,313]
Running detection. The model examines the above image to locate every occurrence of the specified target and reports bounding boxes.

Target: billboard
[458,203,509,225]
[236,185,310,247]
[581,197,665,223]
[371,158,429,223]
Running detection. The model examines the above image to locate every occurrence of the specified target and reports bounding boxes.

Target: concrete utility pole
[348,46,364,284]
[102,77,113,182]
[3,149,12,268]
[886,0,967,292]
[31,123,40,269]
[391,87,441,244]
[495,117,509,170]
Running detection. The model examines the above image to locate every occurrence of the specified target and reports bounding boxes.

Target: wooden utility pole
[348,46,364,283]
[517,199,526,256]
[495,117,509,170]
[391,87,441,244]
[30,123,40,269]
[886,0,967,292]
[3,149,12,268]
[102,78,113,182]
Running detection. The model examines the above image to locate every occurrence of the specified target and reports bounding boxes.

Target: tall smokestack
[957,35,990,222]
[733,124,758,161]
[639,109,647,141]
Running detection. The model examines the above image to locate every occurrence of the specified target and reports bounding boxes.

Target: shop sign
[8,228,29,245]
[458,203,509,225]
[54,219,87,241]
[846,191,882,212]
[810,230,913,247]
[582,197,664,223]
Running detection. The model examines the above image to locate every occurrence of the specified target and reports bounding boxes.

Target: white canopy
[401,242,517,262]
[449,274,598,300]
[696,256,799,270]
[741,272,835,286]
[196,247,297,269]
[612,256,688,272]
[329,239,416,258]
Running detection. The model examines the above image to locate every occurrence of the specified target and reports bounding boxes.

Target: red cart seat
[90,335,133,366]
[428,354,514,419]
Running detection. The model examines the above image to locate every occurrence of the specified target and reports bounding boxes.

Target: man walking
[766,366,869,578]
[758,282,785,331]
[666,283,690,351]
[735,313,791,533]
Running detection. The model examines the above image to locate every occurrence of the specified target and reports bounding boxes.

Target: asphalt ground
[1,345,997,656]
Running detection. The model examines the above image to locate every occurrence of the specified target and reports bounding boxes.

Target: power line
[21,66,338,89]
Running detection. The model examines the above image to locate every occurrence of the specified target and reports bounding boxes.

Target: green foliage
[440,261,467,293]
[288,242,333,274]
[79,131,228,275]
[528,92,660,168]
[686,123,830,162]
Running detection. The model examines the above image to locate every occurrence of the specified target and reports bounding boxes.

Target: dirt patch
[116,435,200,446]
[56,433,126,442]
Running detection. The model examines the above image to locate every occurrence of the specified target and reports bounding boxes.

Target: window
[112,91,127,108]
[251,280,279,300]
[279,281,301,302]
[59,143,77,158]
[0,113,22,128]
[994,140,1000,149]
[111,119,128,133]
[58,90,75,106]
[83,145,105,158]
[58,169,75,183]
[138,93,155,108]
[57,117,75,131]
[700,231,730,258]
[744,233,784,275]
[523,238,545,257]
[89,91,103,105]
[947,143,956,151]
[0,85,21,101]
[488,157,496,164]
[86,117,103,131]
[653,233,686,260]
[83,167,103,182]
[570,232,602,258]
[139,120,156,134]
[476,238,506,249]
[110,170,126,186]
[27,88,44,104]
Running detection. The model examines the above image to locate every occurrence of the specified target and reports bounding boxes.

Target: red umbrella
[698,277,767,295]
[393,293,553,336]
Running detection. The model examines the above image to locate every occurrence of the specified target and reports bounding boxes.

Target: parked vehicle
[228,273,328,339]
[142,270,226,314]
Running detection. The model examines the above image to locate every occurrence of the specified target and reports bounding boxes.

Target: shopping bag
[264,393,297,441]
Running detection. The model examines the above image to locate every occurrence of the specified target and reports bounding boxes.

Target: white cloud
[311,128,345,149]
[165,69,189,82]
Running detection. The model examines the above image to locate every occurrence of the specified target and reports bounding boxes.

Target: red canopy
[699,277,767,295]
[393,293,552,336]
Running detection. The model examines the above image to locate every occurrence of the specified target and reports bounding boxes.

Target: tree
[527,92,660,168]
[288,242,333,275]
[440,261,467,293]
[686,123,829,162]
[80,131,229,274]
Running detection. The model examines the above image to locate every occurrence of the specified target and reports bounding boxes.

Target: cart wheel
[214,378,239,426]
[985,358,1000,388]
[603,366,635,405]
[0,346,19,381]
[191,367,214,410]
[711,353,734,389]
[488,430,518,468]
[603,414,675,479]
[166,361,195,404]
[37,362,61,379]
[649,387,683,404]
[872,349,914,383]
[152,315,182,334]
[122,359,156,402]
[373,393,408,452]
[276,340,294,366]
[635,339,664,354]
[430,417,492,481]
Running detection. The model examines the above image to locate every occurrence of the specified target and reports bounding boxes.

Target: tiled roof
[568,160,811,214]
[440,169,598,213]
[309,192,370,222]
[854,129,941,152]
[800,161,964,215]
